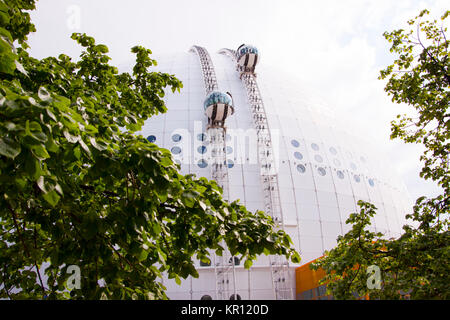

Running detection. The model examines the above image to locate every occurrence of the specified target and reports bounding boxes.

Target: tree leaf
[0,137,21,159]
[42,189,60,207]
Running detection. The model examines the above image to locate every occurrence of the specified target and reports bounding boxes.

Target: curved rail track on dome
[219,47,292,300]
[190,45,219,94]
[190,45,236,301]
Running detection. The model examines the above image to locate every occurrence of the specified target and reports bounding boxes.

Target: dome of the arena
[137,45,411,300]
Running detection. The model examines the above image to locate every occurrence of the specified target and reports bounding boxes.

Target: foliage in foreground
[0,0,300,299]
[312,9,449,300]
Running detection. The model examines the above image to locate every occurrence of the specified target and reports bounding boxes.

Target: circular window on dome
[368,178,375,187]
[197,133,207,142]
[294,152,303,160]
[147,135,156,143]
[198,159,208,168]
[291,139,300,148]
[317,167,326,176]
[197,145,207,154]
[314,155,323,163]
[172,134,182,142]
[226,146,233,154]
[354,175,361,183]
[350,162,357,170]
[311,143,319,151]
[171,146,182,155]
[296,164,306,173]
[337,170,345,179]
[226,134,232,142]
[226,159,234,169]
[333,158,341,167]
[329,147,337,155]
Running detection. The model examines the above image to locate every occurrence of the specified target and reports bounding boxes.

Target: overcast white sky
[27,0,448,200]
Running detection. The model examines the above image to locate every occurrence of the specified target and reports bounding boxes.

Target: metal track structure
[190,45,237,300]
[219,48,292,300]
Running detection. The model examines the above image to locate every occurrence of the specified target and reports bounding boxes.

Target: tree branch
[417,23,450,85]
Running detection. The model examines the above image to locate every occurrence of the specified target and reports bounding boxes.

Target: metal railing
[219,47,292,300]
[190,45,236,300]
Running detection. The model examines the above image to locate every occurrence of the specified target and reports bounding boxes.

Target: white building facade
[138,46,411,300]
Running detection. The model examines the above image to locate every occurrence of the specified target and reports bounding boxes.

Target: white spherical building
[137,45,411,300]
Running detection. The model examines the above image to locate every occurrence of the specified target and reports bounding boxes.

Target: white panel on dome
[143,48,413,300]
[189,108,204,120]
[191,271,216,291]
[319,204,342,223]
[165,276,191,293]
[228,165,244,186]
[323,236,339,252]
[311,165,335,193]
[278,172,293,189]
[244,201,264,213]
[294,187,318,206]
[298,220,322,237]
[339,206,356,225]
[282,202,298,226]
[284,227,301,254]
[300,252,323,265]
[250,269,274,291]
[299,235,324,253]
[167,109,189,121]
[252,254,270,266]
[331,170,353,195]
[297,203,321,221]
[229,185,245,203]
[279,187,295,207]
[321,221,342,238]
[242,170,261,187]
[292,163,316,189]
[316,190,338,207]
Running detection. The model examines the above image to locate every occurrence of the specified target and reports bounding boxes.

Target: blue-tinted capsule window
[172,134,182,142]
[350,162,357,170]
[294,152,303,160]
[368,178,375,187]
[147,135,156,143]
[226,146,233,154]
[198,159,208,168]
[197,146,207,154]
[354,175,361,183]
[291,139,300,148]
[226,159,234,169]
[171,146,182,155]
[311,143,319,151]
[337,170,345,179]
